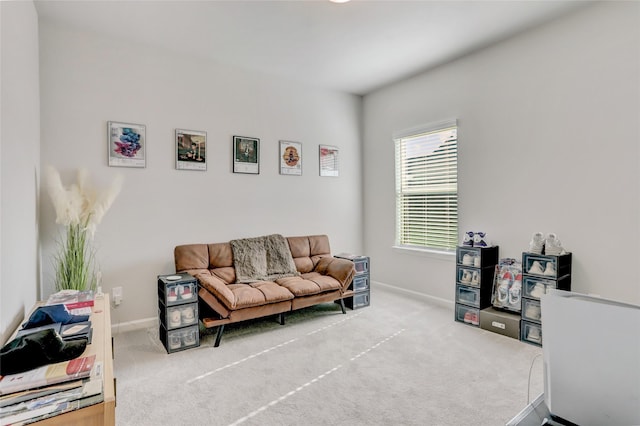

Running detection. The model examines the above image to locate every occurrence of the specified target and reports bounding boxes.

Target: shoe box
[345,291,370,309]
[159,302,199,330]
[159,324,200,353]
[520,321,542,346]
[456,246,499,269]
[158,274,198,306]
[522,252,572,279]
[455,304,480,326]
[480,306,521,339]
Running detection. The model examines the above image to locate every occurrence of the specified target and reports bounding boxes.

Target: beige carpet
[113,285,543,426]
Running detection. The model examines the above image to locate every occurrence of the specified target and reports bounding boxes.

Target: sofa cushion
[174,244,209,271]
[228,281,294,309]
[287,235,332,274]
[275,272,342,297]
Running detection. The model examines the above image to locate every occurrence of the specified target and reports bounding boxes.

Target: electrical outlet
[112,287,123,306]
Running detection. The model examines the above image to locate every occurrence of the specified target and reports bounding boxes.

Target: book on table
[0,355,96,396]
[45,290,95,310]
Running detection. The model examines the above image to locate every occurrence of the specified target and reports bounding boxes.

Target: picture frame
[319,144,339,177]
[279,140,302,176]
[108,121,146,168]
[233,136,260,174]
[176,129,207,171]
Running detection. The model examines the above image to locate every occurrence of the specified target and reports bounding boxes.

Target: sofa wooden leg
[214,325,225,347]
[339,298,346,314]
[278,313,285,325]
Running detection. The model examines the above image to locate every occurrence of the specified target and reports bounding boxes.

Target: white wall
[0,1,41,342]
[38,22,363,326]
[363,2,640,305]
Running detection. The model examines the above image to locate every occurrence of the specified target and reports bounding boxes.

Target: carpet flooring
[113,285,543,426]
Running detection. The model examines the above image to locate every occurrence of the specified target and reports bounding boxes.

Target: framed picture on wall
[176,129,207,171]
[107,121,146,168]
[279,140,302,176]
[233,135,260,174]
[319,144,339,177]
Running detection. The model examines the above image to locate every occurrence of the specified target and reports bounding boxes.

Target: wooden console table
[15,295,116,425]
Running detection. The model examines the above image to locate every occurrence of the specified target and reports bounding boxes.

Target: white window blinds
[394,121,458,251]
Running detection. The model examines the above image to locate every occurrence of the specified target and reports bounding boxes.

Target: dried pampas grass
[45,166,123,290]
[45,166,123,237]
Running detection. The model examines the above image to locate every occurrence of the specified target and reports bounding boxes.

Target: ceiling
[34,0,590,95]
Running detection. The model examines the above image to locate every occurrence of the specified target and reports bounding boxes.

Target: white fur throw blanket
[230,234,300,283]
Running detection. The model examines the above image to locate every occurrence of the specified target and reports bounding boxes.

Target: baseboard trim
[111,316,157,335]
[109,284,453,335]
[372,280,454,309]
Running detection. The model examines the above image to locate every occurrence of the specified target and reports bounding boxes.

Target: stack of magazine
[0,291,102,425]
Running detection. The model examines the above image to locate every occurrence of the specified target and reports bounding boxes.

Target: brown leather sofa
[174,235,356,347]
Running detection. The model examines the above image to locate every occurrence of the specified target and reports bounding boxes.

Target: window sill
[392,245,455,262]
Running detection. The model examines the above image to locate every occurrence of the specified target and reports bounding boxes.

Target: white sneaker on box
[461,270,472,283]
[462,254,474,266]
[545,233,566,255]
[470,270,479,285]
[529,232,544,254]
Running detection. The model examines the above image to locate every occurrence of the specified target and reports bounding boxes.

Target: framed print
[279,140,302,176]
[176,129,206,171]
[233,136,260,174]
[319,144,339,177]
[108,121,146,168]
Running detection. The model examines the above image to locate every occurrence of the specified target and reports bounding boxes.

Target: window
[394,120,458,251]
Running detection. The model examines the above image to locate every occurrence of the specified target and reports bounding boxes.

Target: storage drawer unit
[519,251,571,347]
[158,273,200,353]
[455,245,499,328]
[335,253,371,310]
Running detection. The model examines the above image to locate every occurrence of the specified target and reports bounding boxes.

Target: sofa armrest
[314,257,356,292]
[193,271,237,311]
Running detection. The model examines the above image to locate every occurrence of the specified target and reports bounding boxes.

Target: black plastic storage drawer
[158,273,198,307]
[160,324,200,353]
[455,303,480,327]
[522,252,572,279]
[456,246,499,268]
[352,274,370,292]
[521,320,542,347]
[345,291,370,310]
[335,253,369,275]
[159,301,198,330]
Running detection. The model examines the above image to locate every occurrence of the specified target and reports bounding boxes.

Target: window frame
[393,119,458,254]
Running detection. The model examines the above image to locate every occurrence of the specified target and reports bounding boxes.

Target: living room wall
[363,2,640,305]
[0,1,41,342]
[38,21,363,328]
